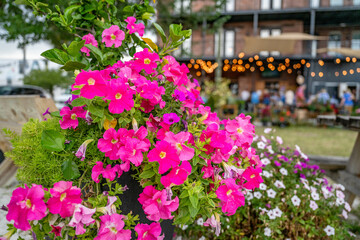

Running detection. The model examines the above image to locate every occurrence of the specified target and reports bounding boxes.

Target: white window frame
[352,31,360,50]
[214,32,224,57]
[311,0,320,8]
[328,32,341,56]
[224,30,235,57]
[225,0,235,12]
[261,0,282,10]
[330,0,343,6]
[354,0,360,5]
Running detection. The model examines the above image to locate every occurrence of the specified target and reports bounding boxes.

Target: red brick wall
[235,0,260,11]
[283,0,309,8]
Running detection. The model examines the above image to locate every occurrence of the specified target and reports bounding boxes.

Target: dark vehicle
[0,85,51,98]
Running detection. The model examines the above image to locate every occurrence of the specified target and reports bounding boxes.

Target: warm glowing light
[311,72,315,77]
[238,59,243,64]
[350,69,354,74]
[319,72,324,77]
[254,55,259,60]
[196,71,201,77]
[301,59,306,65]
[245,63,250,69]
[224,59,229,64]
[352,58,357,63]
[287,69,292,74]
[306,62,311,68]
[249,57,254,63]
[238,52,245,58]
[346,57,351,62]
[343,70,347,76]
[335,72,339,77]
[194,64,199,69]
[335,58,341,64]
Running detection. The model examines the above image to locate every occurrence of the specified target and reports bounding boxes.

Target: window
[328,32,341,56]
[214,32,224,57]
[224,30,235,57]
[330,0,343,6]
[224,0,235,12]
[352,31,360,50]
[261,0,282,10]
[260,28,281,56]
[354,0,360,5]
[311,0,320,8]
[173,0,191,14]
[173,36,192,57]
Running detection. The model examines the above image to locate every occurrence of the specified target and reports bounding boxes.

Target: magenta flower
[242,166,263,190]
[164,131,194,161]
[91,161,119,183]
[216,178,245,216]
[75,139,93,161]
[201,160,214,179]
[47,181,82,218]
[162,113,180,125]
[118,138,150,167]
[160,161,192,188]
[59,106,87,130]
[102,25,125,48]
[105,80,135,114]
[50,225,64,237]
[72,70,108,99]
[135,222,164,240]
[224,116,254,148]
[98,128,123,160]
[138,186,179,222]
[69,204,96,235]
[147,141,180,174]
[81,33,98,56]
[125,17,145,37]
[94,214,131,240]
[133,48,160,74]
[6,184,47,231]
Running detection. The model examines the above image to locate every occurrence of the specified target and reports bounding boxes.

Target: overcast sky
[0,39,53,60]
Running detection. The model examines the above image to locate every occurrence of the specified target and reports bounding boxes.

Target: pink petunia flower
[160,161,192,188]
[94,214,131,240]
[242,166,263,190]
[69,204,96,235]
[72,70,108,99]
[47,181,82,218]
[125,17,145,37]
[133,48,160,74]
[162,113,180,125]
[201,160,214,179]
[81,33,98,56]
[118,138,150,167]
[102,25,125,48]
[59,106,87,130]
[147,140,180,174]
[91,161,119,183]
[138,186,179,222]
[164,131,194,161]
[135,222,164,240]
[75,139,93,161]
[203,214,221,236]
[216,178,245,216]
[97,128,123,160]
[105,80,135,114]
[6,184,47,231]
[50,224,64,237]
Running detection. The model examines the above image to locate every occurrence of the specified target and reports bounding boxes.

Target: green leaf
[71,97,87,107]
[41,49,70,65]
[61,61,87,71]
[72,90,80,95]
[169,24,183,42]
[41,130,65,152]
[61,160,81,180]
[189,194,198,208]
[67,40,86,56]
[14,0,28,5]
[88,104,104,117]
[64,5,80,20]
[153,23,167,44]
[188,205,198,218]
[139,169,155,179]
[85,44,103,61]
[179,190,189,198]
[50,111,61,118]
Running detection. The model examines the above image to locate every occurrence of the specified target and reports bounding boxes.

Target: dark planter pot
[104,170,175,240]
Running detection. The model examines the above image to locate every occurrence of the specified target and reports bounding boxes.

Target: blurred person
[262,89,271,106]
[318,88,330,104]
[296,85,306,107]
[340,89,354,115]
[241,89,250,102]
[250,90,260,114]
[285,89,295,106]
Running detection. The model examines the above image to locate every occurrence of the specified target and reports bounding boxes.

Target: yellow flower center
[88,78,95,85]
[144,58,151,64]
[111,34,116,40]
[237,128,244,134]
[60,193,67,202]
[226,189,233,196]
[110,227,118,234]
[176,143,183,150]
[25,199,32,209]
[115,93,122,99]
[176,169,180,175]
[250,174,256,179]
[71,113,77,120]
[159,151,166,159]
[111,139,118,144]
[133,149,136,155]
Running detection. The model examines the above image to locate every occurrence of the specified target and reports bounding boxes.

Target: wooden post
[345,132,360,204]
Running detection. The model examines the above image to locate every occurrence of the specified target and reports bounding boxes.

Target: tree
[22,69,73,96]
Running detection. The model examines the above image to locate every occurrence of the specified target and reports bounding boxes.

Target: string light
[343,70,347,76]
[318,60,324,66]
[254,55,259,60]
[319,72,324,77]
[346,57,351,62]
[249,57,254,63]
[301,59,306,65]
[287,69,292,74]
[306,62,311,68]
[350,69,354,74]
[352,58,357,63]
[187,63,192,68]
[311,72,316,77]
[335,72,339,77]
[336,58,341,64]
[238,52,245,58]
[196,71,201,76]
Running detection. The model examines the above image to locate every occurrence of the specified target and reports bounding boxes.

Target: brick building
[169,0,360,99]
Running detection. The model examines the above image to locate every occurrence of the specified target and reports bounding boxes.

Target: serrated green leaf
[41,130,65,152]
[41,49,70,65]
[61,160,80,180]
[88,104,104,117]
[189,194,198,208]
[188,205,198,218]
[71,97,87,107]
[153,23,167,44]
[67,40,86,56]
[61,61,87,71]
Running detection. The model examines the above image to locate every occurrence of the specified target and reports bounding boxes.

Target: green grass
[256,126,358,157]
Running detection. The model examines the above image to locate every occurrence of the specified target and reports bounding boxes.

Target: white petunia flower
[261,158,271,166]
[261,136,267,143]
[199,236,206,240]
[336,190,345,199]
[291,195,301,206]
[246,192,254,201]
[257,141,266,149]
[274,180,285,189]
[267,210,276,219]
[336,197,345,206]
[267,146,274,154]
[259,183,267,190]
[264,227,272,237]
[344,202,351,212]
[342,210,348,219]
[273,207,283,217]
[262,170,272,178]
[197,218,204,226]
[310,186,317,193]
[279,168,288,176]
[264,128,272,134]
[309,200,318,210]
[254,192,262,199]
[267,189,277,198]
[324,225,335,236]
[335,184,345,191]
[276,136,283,145]
[311,192,320,201]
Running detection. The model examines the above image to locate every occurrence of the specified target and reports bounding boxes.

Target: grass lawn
[256,126,358,157]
